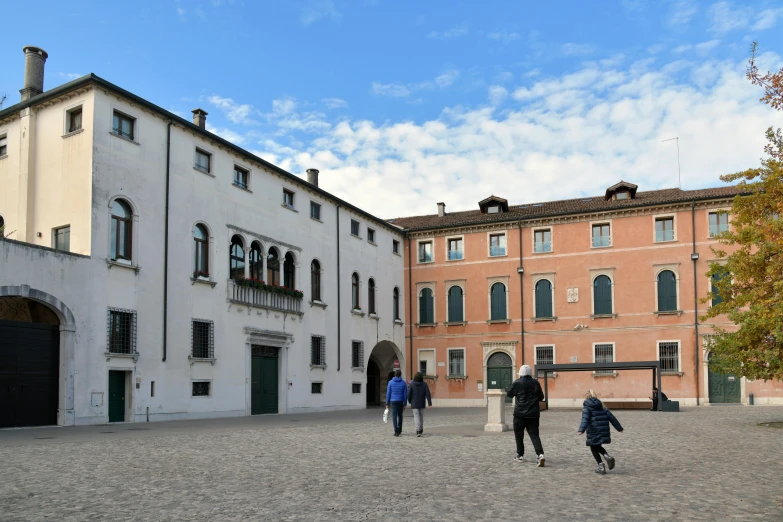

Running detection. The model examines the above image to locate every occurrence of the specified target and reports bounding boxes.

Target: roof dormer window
[605,181,638,201]
[479,196,509,214]
[615,191,628,200]
[488,206,499,214]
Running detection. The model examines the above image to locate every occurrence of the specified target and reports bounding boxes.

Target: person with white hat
[506,364,546,467]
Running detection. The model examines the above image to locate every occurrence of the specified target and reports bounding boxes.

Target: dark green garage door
[0,319,59,428]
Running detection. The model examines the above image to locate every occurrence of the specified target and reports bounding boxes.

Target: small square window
[311,382,323,394]
[283,189,295,209]
[310,201,321,220]
[112,111,135,140]
[0,134,7,156]
[67,107,83,133]
[655,217,675,242]
[194,149,211,173]
[487,205,499,214]
[534,229,552,253]
[393,240,400,254]
[351,219,360,236]
[489,234,506,257]
[352,383,361,394]
[192,381,211,397]
[233,166,249,189]
[53,225,70,251]
[367,229,376,244]
[615,191,629,200]
[418,241,433,263]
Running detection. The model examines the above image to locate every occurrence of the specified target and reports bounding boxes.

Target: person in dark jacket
[506,364,546,467]
[578,389,624,475]
[408,372,433,437]
[386,370,408,436]
[650,387,669,411]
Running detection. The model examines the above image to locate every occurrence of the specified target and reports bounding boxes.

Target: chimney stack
[20,46,48,101]
[192,108,208,129]
[437,202,446,217]
[306,168,320,187]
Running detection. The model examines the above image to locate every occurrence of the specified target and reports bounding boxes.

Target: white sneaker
[513,455,525,462]
[537,455,546,467]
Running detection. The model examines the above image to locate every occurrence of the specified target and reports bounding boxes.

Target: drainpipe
[407,236,414,379]
[336,205,341,371]
[162,121,172,362]
[518,223,525,366]
[691,200,700,405]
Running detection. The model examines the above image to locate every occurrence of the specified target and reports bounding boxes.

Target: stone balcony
[227,280,303,315]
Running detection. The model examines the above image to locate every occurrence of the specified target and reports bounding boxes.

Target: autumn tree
[701,43,783,380]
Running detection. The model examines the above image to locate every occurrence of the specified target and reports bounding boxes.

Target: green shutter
[448,286,463,322]
[657,270,677,311]
[594,276,612,315]
[535,280,552,318]
[490,283,507,320]
[419,288,434,324]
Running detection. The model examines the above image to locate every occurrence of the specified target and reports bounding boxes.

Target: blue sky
[2,0,783,218]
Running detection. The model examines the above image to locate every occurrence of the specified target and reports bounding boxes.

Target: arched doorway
[366,340,404,407]
[0,296,61,427]
[487,351,513,403]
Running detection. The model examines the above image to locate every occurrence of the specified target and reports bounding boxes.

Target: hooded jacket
[408,379,432,409]
[386,376,407,404]
[506,375,544,418]
[578,397,623,446]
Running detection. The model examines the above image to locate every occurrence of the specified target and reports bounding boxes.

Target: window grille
[448,349,465,376]
[658,341,680,373]
[192,382,210,396]
[311,335,326,366]
[107,308,137,355]
[594,343,614,374]
[192,319,214,359]
[311,382,323,394]
[352,341,364,369]
[352,383,361,394]
[535,346,554,377]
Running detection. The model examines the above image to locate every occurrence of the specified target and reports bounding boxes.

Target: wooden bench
[602,400,652,410]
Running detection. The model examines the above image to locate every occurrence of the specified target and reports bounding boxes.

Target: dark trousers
[513,416,544,457]
[651,399,658,411]
[390,401,404,434]
[590,444,608,464]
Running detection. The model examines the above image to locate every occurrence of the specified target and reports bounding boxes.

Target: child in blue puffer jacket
[577,389,624,475]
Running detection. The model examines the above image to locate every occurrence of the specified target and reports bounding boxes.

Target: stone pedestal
[484,389,509,432]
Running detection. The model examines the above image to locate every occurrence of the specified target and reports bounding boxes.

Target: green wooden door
[708,366,741,403]
[251,355,278,414]
[488,367,513,403]
[108,371,126,422]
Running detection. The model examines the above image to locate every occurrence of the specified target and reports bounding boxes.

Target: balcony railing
[228,281,303,315]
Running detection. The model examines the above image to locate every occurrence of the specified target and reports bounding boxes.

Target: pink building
[393,182,783,407]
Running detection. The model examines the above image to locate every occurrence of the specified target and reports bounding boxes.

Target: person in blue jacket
[577,389,624,475]
[386,370,408,436]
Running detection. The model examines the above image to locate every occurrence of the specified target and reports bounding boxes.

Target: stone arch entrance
[366,340,404,407]
[486,351,513,403]
[0,285,76,426]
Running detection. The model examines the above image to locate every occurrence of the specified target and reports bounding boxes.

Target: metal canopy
[534,361,663,411]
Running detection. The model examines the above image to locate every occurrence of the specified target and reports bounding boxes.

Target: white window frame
[392,239,401,256]
[63,102,84,136]
[707,208,730,238]
[445,235,465,261]
[192,221,215,282]
[310,201,322,222]
[417,238,434,264]
[283,188,296,210]
[592,342,616,376]
[589,219,612,249]
[653,263,681,313]
[534,344,556,378]
[487,275,510,322]
[367,228,376,245]
[653,213,677,243]
[193,147,213,176]
[531,273,556,320]
[107,195,140,268]
[416,281,436,325]
[444,279,466,323]
[191,380,212,398]
[350,219,361,238]
[110,108,139,143]
[417,348,436,377]
[589,268,616,317]
[487,231,507,258]
[233,163,251,191]
[447,347,466,377]
[532,227,553,254]
[657,340,682,374]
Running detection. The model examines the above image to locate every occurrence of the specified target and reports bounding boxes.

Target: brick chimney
[192,108,208,129]
[437,202,446,217]
[306,168,320,187]
[20,46,48,101]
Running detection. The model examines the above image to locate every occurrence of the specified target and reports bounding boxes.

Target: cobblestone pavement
[1,406,782,521]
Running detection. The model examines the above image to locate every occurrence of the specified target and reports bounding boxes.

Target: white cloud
[561,43,596,56]
[271,97,297,116]
[300,0,340,25]
[673,39,721,55]
[488,85,508,106]
[206,125,245,145]
[708,1,750,34]
[427,24,468,39]
[371,70,461,98]
[435,70,460,88]
[57,72,82,81]
[752,8,783,31]
[176,7,185,17]
[668,0,697,25]
[487,30,520,44]
[322,97,348,109]
[371,82,412,98]
[206,95,258,125]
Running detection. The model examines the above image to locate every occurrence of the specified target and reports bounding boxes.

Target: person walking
[386,370,408,437]
[506,364,546,467]
[408,372,432,437]
[577,389,624,475]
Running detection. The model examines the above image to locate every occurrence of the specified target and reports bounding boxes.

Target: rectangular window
[53,225,70,251]
[535,346,554,378]
[592,223,611,248]
[489,234,506,256]
[367,228,376,244]
[352,383,361,394]
[709,211,729,237]
[419,360,428,375]
[418,241,433,263]
[393,240,400,254]
[350,219,360,236]
[67,107,83,133]
[195,149,211,173]
[283,189,295,209]
[112,111,135,140]
[192,381,210,397]
[658,341,680,373]
[711,270,727,307]
[655,217,674,242]
[448,349,465,377]
[311,335,326,366]
[310,201,321,220]
[191,319,214,359]
[448,238,463,260]
[107,308,137,355]
[534,229,552,253]
[594,343,614,375]
[0,134,7,156]
[351,340,364,369]
[311,382,323,394]
[233,166,249,189]
[615,191,629,200]
[151,381,155,397]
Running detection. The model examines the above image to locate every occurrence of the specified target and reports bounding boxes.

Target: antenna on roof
[662,137,681,189]
[0,94,6,109]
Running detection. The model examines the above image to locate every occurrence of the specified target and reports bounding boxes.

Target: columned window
[311,260,321,301]
[447,286,464,322]
[352,273,360,310]
[368,278,376,314]
[193,224,209,277]
[249,242,263,280]
[267,248,280,286]
[283,252,295,289]
[110,199,132,261]
[490,282,507,320]
[229,235,245,280]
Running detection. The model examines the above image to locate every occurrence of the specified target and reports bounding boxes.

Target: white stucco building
[0,47,406,427]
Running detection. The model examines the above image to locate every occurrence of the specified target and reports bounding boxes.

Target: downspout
[162,121,172,362]
[691,200,700,405]
[407,236,414,379]
[336,205,341,371]
[518,223,525,366]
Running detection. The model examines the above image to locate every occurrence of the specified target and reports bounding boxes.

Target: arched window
[490,282,507,320]
[110,199,132,261]
[311,260,321,301]
[447,286,464,322]
[193,224,209,277]
[393,287,400,320]
[249,242,263,280]
[352,273,360,310]
[535,279,553,318]
[657,270,677,312]
[368,278,376,314]
[267,248,280,286]
[593,275,612,315]
[283,252,295,289]
[419,288,434,324]
[229,235,245,280]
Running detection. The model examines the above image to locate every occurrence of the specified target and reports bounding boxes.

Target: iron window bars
[107,308,137,355]
[191,319,215,359]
